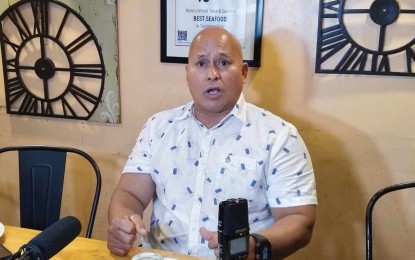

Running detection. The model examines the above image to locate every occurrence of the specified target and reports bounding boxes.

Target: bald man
[108,27,317,259]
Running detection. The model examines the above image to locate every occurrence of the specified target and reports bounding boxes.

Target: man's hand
[107,214,147,256]
[200,227,219,258]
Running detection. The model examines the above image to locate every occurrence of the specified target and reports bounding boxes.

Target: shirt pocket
[215,155,262,201]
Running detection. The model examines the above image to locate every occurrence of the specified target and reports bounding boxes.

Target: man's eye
[219,60,229,66]
[197,61,206,67]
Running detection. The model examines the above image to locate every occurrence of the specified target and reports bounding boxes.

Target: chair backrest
[365,181,415,260]
[0,145,101,238]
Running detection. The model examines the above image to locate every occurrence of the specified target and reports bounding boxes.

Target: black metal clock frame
[0,0,106,120]
[315,0,415,77]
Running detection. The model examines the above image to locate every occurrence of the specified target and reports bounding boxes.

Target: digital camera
[218,198,250,260]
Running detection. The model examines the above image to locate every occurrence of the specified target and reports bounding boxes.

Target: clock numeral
[324,0,340,12]
[372,55,390,73]
[5,78,50,116]
[41,101,54,116]
[61,98,77,117]
[69,85,100,113]
[56,9,70,41]
[351,52,368,71]
[16,95,53,115]
[335,45,368,71]
[6,59,17,72]
[66,31,93,54]
[7,8,32,42]
[379,56,390,72]
[6,77,26,105]
[406,48,415,73]
[1,32,20,52]
[31,1,49,35]
[19,94,37,114]
[320,24,348,63]
[73,64,105,79]
[323,0,340,18]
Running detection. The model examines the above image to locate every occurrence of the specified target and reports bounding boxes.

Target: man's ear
[242,62,249,82]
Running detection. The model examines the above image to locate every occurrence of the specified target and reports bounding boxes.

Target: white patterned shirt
[122,94,317,258]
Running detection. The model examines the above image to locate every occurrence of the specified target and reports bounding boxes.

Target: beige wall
[1,1,415,259]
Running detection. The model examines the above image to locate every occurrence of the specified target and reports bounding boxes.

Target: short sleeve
[122,119,153,175]
[266,123,317,207]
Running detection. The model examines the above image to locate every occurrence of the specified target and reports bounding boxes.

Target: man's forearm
[108,173,156,224]
[259,206,316,259]
[108,189,146,222]
[265,216,313,258]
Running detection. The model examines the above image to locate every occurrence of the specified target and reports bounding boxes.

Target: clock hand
[342,9,370,14]
[33,1,51,101]
[18,64,104,79]
[400,9,415,14]
[37,1,48,59]
[42,76,51,106]
[378,25,386,52]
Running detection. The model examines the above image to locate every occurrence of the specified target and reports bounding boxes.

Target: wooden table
[0,225,209,259]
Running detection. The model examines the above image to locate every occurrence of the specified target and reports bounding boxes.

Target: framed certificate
[161,0,264,67]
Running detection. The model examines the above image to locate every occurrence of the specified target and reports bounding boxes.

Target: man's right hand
[107,214,148,256]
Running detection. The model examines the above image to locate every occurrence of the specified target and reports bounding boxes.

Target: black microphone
[12,216,81,260]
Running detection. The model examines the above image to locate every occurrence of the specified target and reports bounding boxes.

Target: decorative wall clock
[0,0,119,122]
[316,0,415,77]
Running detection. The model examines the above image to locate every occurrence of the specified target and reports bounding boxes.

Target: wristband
[250,233,271,260]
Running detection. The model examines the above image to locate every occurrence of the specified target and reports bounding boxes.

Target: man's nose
[207,65,220,80]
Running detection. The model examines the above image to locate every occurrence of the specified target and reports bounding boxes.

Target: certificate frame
[160,0,264,67]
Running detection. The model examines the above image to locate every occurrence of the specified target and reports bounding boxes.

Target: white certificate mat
[161,0,264,67]
[0,222,4,237]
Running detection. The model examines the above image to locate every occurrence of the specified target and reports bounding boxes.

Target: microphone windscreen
[27,216,82,259]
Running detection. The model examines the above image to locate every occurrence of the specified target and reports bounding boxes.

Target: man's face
[185,28,248,123]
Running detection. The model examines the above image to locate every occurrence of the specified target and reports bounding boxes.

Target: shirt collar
[228,93,247,124]
[174,102,193,121]
[175,93,248,125]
